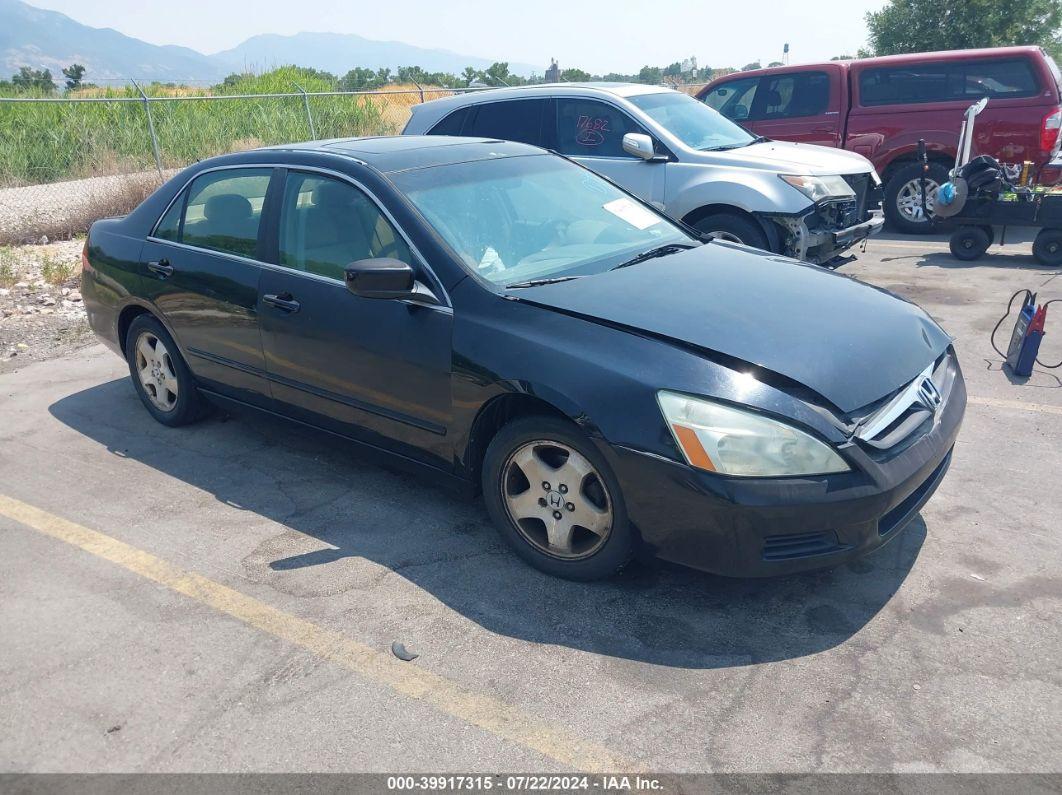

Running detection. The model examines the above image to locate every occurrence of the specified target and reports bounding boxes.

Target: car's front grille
[843,173,870,221]
[762,530,849,561]
[854,352,951,451]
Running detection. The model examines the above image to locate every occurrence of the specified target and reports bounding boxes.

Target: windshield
[628,91,755,151]
[391,155,694,286]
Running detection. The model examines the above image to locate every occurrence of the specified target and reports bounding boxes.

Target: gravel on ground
[0,239,94,373]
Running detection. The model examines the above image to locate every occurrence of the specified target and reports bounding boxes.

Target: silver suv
[403,83,884,265]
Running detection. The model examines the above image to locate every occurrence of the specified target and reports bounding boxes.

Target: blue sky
[27,0,886,74]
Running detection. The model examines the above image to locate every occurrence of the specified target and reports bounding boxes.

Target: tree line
[3,0,1060,96]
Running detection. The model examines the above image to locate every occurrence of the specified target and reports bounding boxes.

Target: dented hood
[512,243,950,413]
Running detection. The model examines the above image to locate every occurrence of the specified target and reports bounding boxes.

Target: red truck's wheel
[885,162,950,234]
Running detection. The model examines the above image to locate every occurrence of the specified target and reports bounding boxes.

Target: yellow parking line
[0,494,632,773]
[967,395,1062,416]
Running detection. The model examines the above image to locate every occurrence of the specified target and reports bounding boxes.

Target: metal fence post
[131,79,163,178]
[412,80,426,103]
[293,83,316,140]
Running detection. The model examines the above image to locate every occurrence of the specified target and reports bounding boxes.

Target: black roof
[265,135,544,173]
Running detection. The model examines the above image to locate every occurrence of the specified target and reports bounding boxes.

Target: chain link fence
[0,86,468,244]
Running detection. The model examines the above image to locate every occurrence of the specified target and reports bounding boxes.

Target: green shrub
[0,68,391,186]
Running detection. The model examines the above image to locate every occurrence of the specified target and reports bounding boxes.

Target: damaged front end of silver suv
[765,173,885,265]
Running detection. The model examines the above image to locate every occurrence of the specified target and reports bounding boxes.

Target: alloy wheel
[896,177,940,223]
[134,332,179,412]
[501,440,613,559]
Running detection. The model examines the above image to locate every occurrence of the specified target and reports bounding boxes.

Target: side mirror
[732,105,749,121]
[344,258,414,299]
[622,132,659,161]
[344,258,441,305]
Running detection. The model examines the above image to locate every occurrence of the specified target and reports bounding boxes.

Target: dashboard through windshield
[390,154,694,286]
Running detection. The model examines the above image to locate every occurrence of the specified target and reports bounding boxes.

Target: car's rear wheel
[692,212,769,250]
[482,416,635,580]
[885,161,949,233]
[125,315,204,427]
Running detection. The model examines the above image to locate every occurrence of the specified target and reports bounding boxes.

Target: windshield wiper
[701,136,769,151]
[609,243,697,271]
[504,275,584,289]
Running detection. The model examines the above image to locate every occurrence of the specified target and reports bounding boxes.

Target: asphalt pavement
[1,231,1060,774]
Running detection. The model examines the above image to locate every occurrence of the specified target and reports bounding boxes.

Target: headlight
[780,174,855,203]
[657,391,850,477]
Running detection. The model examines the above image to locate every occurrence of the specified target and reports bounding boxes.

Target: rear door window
[755,72,831,119]
[554,98,645,158]
[463,99,548,146]
[702,77,759,121]
[859,58,1040,105]
[179,169,272,258]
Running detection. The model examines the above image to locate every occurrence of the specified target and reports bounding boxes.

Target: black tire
[692,212,769,250]
[1033,229,1062,267]
[884,161,950,234]
[481,416,635,580]
[949,226,992,261]
[124,314,205,427]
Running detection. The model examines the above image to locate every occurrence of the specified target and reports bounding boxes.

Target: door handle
[263,293,301,313]
[146,259,173,278]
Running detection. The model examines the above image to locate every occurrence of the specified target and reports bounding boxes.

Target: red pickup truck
[698,46,1062,232]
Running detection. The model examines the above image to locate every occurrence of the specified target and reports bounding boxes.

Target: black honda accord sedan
[82,136,965,580]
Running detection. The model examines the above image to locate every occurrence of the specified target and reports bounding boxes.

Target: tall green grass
[0,67,392,186]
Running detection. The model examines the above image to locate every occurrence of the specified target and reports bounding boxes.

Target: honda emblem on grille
[917,378,942,412]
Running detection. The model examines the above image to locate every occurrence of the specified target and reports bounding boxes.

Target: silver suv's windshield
[391,154,694,287]
[628,91,755,151]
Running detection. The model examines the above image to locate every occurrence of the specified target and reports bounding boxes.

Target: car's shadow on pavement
[50,379,925,670]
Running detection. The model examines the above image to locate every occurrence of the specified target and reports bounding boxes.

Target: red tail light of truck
[1042,107,1062,154]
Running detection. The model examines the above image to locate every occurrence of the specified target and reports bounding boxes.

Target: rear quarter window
[463,99,548,146]
[427,107,470,136]
[859,58,1041,106]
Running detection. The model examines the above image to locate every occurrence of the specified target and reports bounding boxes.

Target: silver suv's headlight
[780,174,856,203]
[657,391,850,477]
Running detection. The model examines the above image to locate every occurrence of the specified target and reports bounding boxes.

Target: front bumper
[834,213,885,247]
[799,211,884,265]
[766,207,884,265]
[610,358,965,577]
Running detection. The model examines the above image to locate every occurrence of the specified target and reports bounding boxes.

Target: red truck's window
[702,77,758,121]
[859,58,1040,106]
[757,72,831,119]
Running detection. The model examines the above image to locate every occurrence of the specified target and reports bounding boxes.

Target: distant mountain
[0,0,225,82]
[0,0,541,85]
[213,32,540,78]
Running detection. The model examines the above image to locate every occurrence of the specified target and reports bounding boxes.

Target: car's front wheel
[125,314,205,427]
[482,416,635,580]
[692,212,769,250]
